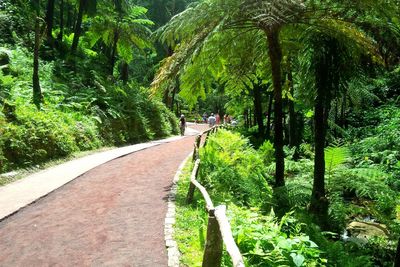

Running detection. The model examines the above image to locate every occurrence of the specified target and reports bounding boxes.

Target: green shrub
[258,140,275,165]
[0,103,103,172]
[0,43,178,176]
[199,129,272,208]
[229,206,326,266]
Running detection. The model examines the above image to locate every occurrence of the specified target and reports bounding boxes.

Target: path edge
[0,135,189,222]
[165,152,192,267]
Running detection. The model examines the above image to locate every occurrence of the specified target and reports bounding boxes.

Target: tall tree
[88,3,153,79]
[253,82,265,138]
[71,0,87,53]
[57,0,64,42]
[152,0,299,187]
[309,36,338,221]
[33,0,43,109]
[152,0,397,191]
[45,0,55,43]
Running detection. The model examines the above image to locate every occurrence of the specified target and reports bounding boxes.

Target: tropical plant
[87,2,154,79]
[199,129,272,208]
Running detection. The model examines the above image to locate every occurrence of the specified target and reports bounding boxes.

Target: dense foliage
[155,0,400,265]
[1,0,400,265]
[0,0,185,173]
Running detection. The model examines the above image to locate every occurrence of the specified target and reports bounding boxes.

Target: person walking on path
[179,114,186,136]
[216,113,220,125]
[208,113,216,127]
[202,112,208,123]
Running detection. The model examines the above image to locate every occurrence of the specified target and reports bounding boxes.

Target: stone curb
[165,153,192,267]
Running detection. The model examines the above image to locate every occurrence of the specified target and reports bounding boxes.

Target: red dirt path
[0,125,209,267]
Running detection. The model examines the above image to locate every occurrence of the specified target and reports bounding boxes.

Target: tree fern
[329,167,390,200]
[325,146,350,175]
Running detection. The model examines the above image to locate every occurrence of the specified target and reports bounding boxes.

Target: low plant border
[186,126,245,267]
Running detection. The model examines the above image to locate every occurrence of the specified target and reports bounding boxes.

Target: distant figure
[208,113,216,127]
[202,112,208,123]
[179,114,186,136]
[216,113,220,125]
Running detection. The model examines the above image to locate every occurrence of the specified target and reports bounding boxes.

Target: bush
[0,40,178,176]
[229,206,326,266]
[0,104,102,171]
[199,129,272,209]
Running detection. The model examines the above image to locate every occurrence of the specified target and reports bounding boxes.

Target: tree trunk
[310,86,328,216]
[109,30,119,75]
[120,61,129,83]
[288,100,296,147]
[266,28,285,187]
[341,94,346,128]
[33,0,43,109]
[71,0,87,54]
[309,53,332,226]
[45,0,55,43]
[253,84,265,138]
[57,0,64,42]
[266,92,273,140]
[66,2,73,30]
[170,77,179,110]
[288,68,297,151]
[249,108,252,127]
[244,110,248,128]
[163,89,171,108]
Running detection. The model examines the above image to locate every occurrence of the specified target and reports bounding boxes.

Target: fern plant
[325,145,350,178]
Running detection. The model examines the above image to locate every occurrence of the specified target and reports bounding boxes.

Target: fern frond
[325,146,350,173]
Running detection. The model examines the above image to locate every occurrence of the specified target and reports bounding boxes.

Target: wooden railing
[186,126,245,267]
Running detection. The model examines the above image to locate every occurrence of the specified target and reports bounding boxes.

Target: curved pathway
[0,124,209,267]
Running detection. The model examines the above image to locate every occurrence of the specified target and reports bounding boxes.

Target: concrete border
[165,153,192,267]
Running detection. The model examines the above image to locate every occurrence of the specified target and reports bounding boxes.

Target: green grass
[174,159,233,267]
[174,160,208,266]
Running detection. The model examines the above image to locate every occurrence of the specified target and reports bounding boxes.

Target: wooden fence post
[196,134,202,149]
[192,135,201,162]
[192,145,198,162]
[204,131,210,147]
[202,209,223,267]
[186,160,200,204]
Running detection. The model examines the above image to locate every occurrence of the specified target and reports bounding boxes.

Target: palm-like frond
[87,4,153,63]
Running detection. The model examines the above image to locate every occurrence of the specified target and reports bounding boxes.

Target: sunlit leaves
[87,4,153,63]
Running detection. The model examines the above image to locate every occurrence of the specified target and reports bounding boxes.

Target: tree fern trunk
[253,83,265,138]
[266,28,285,187]
[109,30,119,75]
[33,0,43,109]
[309,43,332,225]
[170,78,179,111]
[57,0,64,43]
[45,0,55,44]
[71,0,87,54]
[66,2,73,30]
[120,61,129,83]
[310,85,328,219]
[266,92,273,140]
[288,64,297,148]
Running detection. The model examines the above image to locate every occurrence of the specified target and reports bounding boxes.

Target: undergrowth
[175,130,327,266]
[0,46,178,175]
